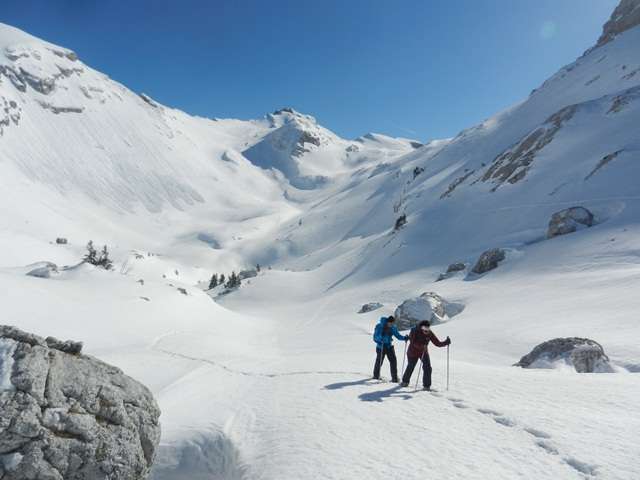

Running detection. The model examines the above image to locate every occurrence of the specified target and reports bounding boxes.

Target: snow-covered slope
[269,6,640,285]
[2,2,640,480]
[0,22,417,272]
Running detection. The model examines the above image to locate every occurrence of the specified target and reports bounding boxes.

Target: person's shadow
[324,379,377,390]
[358,385,415,402]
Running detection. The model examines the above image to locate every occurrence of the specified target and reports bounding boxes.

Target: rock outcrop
[514,337,613,373]
[394,292,463,330]
[357,302,383,314]
[0,325,161,480]
[471,248,506,275]
[595,0,640,49]
[546,207,594,239]
[238,269,258,280]
[436,262,466,282]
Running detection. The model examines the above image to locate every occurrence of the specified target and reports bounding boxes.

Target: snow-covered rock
[357,302,383,314]
[546,206,595,239]
[393,292,462,330]
[515,337,613,373]
[471,248,506,275]
[239,269,258,280]
[0,325,161,480]
[25,261,58,279]
[436,262,467,281]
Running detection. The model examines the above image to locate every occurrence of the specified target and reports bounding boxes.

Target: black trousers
[373,346,398,381]
[401,354,432,388]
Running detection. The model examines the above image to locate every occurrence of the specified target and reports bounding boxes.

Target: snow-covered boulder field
[514,337,613,373]
[546,207,595,239]
[394,292,463,330]
[0,325,161,480]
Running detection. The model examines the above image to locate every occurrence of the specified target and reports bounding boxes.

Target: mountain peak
[596,0,640,48]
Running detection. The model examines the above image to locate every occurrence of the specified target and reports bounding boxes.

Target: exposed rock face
[471,248,506,275]
[596,0,640,49]
[546,207,594,239]
[0,95,21,136]
[357,302,383,314]
[482,105,577,189]
[515,337,613,373]
[0,325,161,480]
[394,292,463,330]
[436,262,466,281]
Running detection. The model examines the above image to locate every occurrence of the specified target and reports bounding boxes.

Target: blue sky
[1,0,618,140]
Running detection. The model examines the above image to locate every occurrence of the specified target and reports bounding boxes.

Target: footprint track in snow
[524,427,552,439]
[467,402,599,476]
[564,457,599,477]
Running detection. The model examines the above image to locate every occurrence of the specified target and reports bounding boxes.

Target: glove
[445,336,451,346]
[404,335,409,341]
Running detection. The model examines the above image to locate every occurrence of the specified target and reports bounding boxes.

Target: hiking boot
[423,386,431,391]
[390,378,399,383]
[400,382,409,387]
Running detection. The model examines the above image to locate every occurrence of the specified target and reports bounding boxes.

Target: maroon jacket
[407,327,448,359]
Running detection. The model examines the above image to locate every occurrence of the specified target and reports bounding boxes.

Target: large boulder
[0,325,161,480]
[393,292,463,330]
[514,337,613,373]
[471,248,506,275]
[546,207,594,239]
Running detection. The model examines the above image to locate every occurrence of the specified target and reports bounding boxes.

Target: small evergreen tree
[209,273,218,290]
[84,240,97,264]
[219,274,226,286]
[97,245,113,270]
[225,271,241,289]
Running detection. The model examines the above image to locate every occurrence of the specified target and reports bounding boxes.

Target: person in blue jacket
[372,315,408,382]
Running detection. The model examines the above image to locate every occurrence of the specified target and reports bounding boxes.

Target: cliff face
[596,0,640,48]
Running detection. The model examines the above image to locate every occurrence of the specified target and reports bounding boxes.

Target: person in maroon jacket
[400,320,451,390]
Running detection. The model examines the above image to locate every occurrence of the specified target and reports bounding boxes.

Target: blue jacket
[373,317,406,349]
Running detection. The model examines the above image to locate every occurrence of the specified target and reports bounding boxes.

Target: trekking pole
[401,341,407,380]
[446,344,450,391]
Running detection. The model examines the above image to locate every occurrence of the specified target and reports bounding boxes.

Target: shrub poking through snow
[471,248,506,275]
[515,337,613,373]
[546,206,595,239]
[83,241,113,270]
